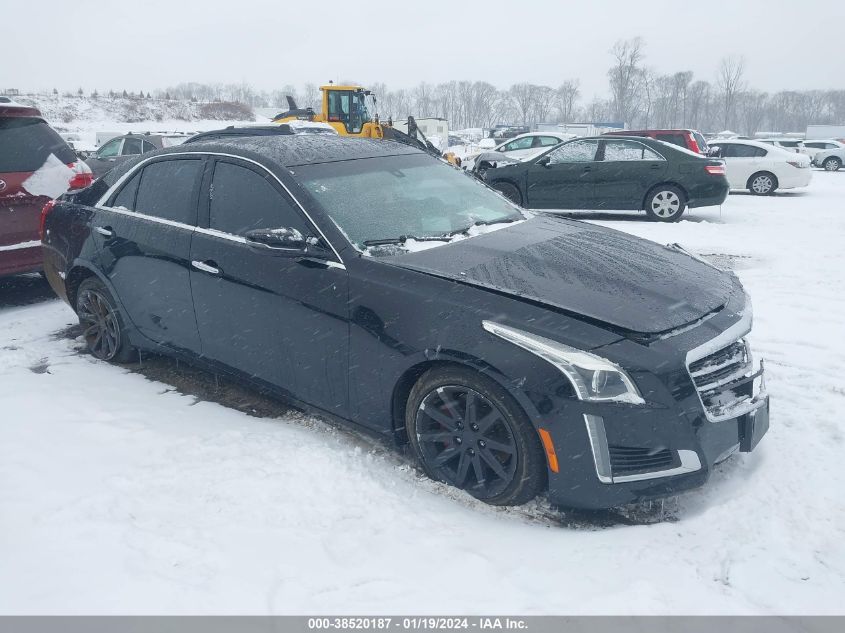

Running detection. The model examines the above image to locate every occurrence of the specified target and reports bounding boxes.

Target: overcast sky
[8,0,844,99]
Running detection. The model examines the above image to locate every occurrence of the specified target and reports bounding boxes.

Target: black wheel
[75,277,134,363]
[406,366,547,506]
[491,182,523,206]
[748,171,778,195]
[823,157,841,172]
[644,185,686,222]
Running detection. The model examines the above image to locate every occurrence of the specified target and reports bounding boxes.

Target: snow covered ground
[1,173,844,615]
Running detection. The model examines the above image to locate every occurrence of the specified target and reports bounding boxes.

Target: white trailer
[805,124,845,141]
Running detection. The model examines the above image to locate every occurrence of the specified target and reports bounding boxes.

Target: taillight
[787,160,803,168]
[66,162,94,190]
[688,134,701,154]
[40,199,56,240]
[705,165,725,175]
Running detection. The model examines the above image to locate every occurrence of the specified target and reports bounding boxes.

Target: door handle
[94,226,113,237]
[192,260,221,275]
[650,164,661,169]
[582,166,592,172]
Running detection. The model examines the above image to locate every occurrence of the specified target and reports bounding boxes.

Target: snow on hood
[22,154,74,199]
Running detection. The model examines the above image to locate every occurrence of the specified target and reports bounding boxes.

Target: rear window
[655,133,687,148]
[693,132,709,152]
[0,118,76,173]
[134,158,202,225]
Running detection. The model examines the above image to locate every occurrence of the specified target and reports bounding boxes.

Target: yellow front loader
[272,83,459,165]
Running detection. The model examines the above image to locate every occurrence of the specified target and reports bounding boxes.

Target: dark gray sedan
[85,133,189,178]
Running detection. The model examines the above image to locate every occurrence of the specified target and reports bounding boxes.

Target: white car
[463,132,572,169]
[708,139,812,195]
[757,138,812,157]
[803,139,845,171]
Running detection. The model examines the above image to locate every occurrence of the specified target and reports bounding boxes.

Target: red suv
[605,129,710,155]
[0,99,93,277]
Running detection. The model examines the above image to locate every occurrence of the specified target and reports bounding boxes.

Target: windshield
[293,154,524,252]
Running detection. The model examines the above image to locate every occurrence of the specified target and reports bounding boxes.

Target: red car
[605,128,710,155]
[0,99,92,277]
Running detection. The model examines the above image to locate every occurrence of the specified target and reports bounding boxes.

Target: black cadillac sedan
[41,136,768,509]
[482,135,729,222]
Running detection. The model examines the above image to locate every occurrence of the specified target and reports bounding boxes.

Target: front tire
[75,277,135,363]
[406,366,547,506]
[491,182,523,206]
[748,172,778,195]
[823,157,841,172]
[645,185,686,222]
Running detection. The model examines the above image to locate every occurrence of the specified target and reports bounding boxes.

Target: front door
[525,138,600,209]
[189,158,349,416]
[94,156,204,353]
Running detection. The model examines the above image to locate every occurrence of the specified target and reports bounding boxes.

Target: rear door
[592,139,667,209]
[525,138,600,209]
[95,156,204,352]
[190,157,349,415]
[717,143,766,188]
[0,116,77,273]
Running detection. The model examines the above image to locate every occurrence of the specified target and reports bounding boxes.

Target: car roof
[0,101,43,119]
[146,134,423,168]
[610,129,696,134]
[184,125,297,144]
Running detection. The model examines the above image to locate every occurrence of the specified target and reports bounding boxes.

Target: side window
[603,140,663,161]
[503,137,535,151]
[111,171,141,210]
[122,137,143,156]
[98,138,122,158]
[142,140,157,153]
[548,139,599,164]
[728,144,766,158]
[655,133,687,148]
[538,136,562,147]
[209,161,311,237]
[134,159,202,225]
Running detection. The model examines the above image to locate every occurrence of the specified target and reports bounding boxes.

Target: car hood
[381,216,737,335]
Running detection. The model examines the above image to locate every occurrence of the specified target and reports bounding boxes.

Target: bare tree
[555,80,580,123]
[508,83,536,126]
[716,56,746,130]
[608,37,645,125]
[531,86,556,125]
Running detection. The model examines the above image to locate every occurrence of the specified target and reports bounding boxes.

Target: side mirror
[245,228,326,258]
[708,147,722,158]
[536,155,551,167]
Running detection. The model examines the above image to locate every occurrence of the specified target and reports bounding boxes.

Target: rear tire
[491,182,523,206]
[823,157,841,172]
[748,172,778,195]
[644,185,686,222]
[406,366,547,506]
[75,277,135,363]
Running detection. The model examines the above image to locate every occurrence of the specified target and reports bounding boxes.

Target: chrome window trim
[583,414,702,484]
[99,205,196,232]
[94,151,346,267]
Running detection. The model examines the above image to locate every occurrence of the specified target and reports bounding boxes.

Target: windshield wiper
[362,235,454,247]
[445,216,521,238]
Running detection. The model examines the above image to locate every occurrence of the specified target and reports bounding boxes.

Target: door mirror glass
[245,227,313,251]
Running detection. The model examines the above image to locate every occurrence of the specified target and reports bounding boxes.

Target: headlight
[482,321,645,405]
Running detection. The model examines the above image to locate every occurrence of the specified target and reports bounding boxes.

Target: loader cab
[323,86,372,135]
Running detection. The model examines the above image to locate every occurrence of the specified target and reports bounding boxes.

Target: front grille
[608,445,674,474]
[688,338,755,420]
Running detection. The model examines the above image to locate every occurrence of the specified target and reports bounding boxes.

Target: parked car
[803,139,845,171]
[483,136,729,222]
[757,138,812,157]
[41,135,768,509]
[707,139,812,194]
[0,100,92,278]
[85,133,189,178]
[605,128,710,155]
[463,132,571,170]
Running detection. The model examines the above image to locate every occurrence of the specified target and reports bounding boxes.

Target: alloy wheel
[751,175,774,194]
[651,190,681,218]
[416,385,518,498]
[77,288,121,361]
[824,158,841,172]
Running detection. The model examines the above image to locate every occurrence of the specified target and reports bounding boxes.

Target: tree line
[37,37,845,134]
